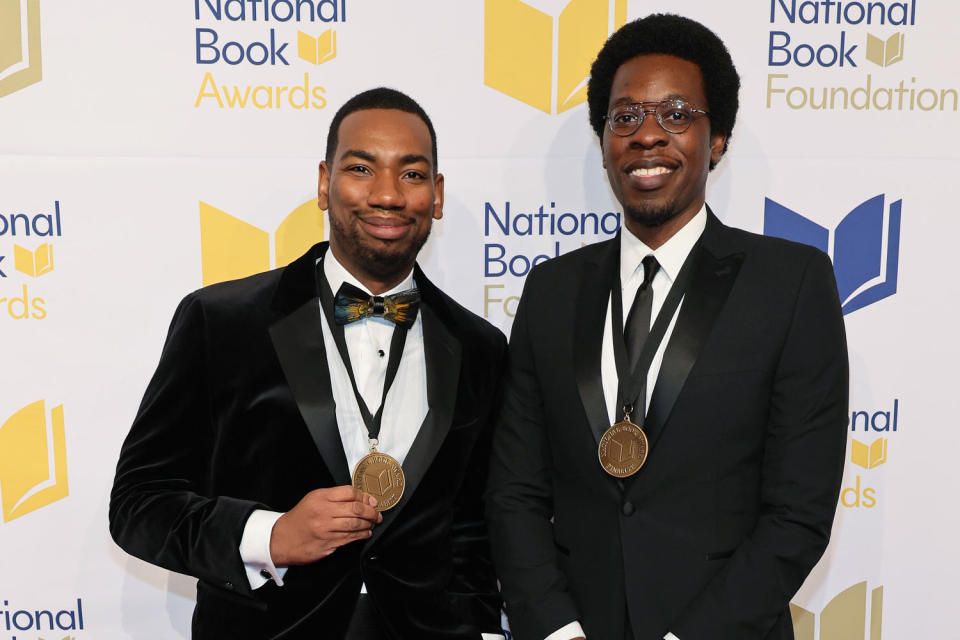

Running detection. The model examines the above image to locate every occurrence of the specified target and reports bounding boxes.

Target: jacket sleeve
[448,328,510,635]
[485,268,582,640]
[109,293,266,597]
[671,250,849,637]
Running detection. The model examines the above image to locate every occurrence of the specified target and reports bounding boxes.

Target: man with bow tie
[110,88,507,640]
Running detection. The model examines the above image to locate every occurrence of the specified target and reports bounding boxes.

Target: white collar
[619,204,707,285]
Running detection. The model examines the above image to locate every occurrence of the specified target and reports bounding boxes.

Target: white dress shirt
[239,251,427,589]
[238,251,503,639]
[547,206,707,640]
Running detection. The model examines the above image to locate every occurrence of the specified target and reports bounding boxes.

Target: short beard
[329,210,430,280]
[624,202,680,228]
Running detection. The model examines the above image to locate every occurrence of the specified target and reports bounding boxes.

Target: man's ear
[709,132,727,167]
[432,172,444,220]
[318,161,331,210]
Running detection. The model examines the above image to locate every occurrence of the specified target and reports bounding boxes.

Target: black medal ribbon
[318,267,410,444]
[610,241,701,424]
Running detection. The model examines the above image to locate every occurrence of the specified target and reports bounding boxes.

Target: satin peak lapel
[640,240,744,456]
[269,297,351,486]
[366,301,461,550]
[574,239,619,444]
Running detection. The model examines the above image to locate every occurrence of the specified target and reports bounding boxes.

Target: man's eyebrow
[338,150,431,168]
[400,153,431,167]
[609,93,691,106]
[339,149,376,163]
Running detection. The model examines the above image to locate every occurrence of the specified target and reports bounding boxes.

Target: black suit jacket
[110,242,506,639]
[486,212,849,640]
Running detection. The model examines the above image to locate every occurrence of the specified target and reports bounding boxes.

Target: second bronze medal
[598,418,649,478]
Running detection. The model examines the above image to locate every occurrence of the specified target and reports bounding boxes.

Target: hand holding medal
[269,485,382,566]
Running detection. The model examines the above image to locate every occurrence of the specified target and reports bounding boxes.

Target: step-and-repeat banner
[1,0,957,637]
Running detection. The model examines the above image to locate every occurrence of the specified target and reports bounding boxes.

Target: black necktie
[624,255,660,369]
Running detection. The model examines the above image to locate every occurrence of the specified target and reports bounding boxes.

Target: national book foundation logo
[866,31,904,67]
[483,0,625,114]
[199,199,324,286]
[763,194,901,314]
[0,400,68,522]
[764,0,958,112]
[0,0,42,99]
[791,582,883,639]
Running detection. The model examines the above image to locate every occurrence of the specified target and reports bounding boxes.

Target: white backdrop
[1,0,958,637]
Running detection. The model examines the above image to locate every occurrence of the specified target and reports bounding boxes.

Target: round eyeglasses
[605,100,710,136]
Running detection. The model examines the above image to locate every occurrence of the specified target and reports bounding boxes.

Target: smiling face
[318,108,443,293]
[601,54,726,248]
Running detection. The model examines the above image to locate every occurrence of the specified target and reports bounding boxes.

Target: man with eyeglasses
[487,14,848,640]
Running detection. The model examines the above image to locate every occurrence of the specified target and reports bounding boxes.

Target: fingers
[328,501,382,531]
[324,485,378,508]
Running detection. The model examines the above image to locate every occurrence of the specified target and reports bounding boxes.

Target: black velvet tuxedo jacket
[487,212,849,640]
[110,242,506,639]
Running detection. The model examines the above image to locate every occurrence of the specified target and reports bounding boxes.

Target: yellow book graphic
[484,0,626,114]
[13,242,53,277]
[0,401,68,522]
[199,199,324,287]
[297,29,337,65]
[791,582,883,640]
[0,0,42,98]
[866,32,904,67]
[851,437,887,469]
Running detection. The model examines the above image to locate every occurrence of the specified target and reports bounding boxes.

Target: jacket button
[224,581,234,590]
[622,501,635,516]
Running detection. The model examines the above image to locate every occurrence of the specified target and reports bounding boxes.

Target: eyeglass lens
[607,101,699,135]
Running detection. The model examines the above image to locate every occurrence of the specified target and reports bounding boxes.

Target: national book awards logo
[0,400,68,523]
[0,201,63,320]
[192,0,347,110]
[1,596,85,640]
[198,198,323,285]
[840,398,899,510]
[483,0,625,114]
[0,0,42,99]
[764,193,901,314]
[764,0,957,114]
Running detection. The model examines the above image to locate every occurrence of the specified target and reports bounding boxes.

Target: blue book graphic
[763,195,901,315]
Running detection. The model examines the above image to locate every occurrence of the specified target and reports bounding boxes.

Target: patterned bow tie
[334,282,420,328]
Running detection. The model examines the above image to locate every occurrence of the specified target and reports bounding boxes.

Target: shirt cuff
[545,621,585,640]
[665,633,680,640]
[480,635,505,640]
[239,509,287,589]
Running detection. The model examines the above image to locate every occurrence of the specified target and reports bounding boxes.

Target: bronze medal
[352,450,406,512]
[598,419,648,478]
